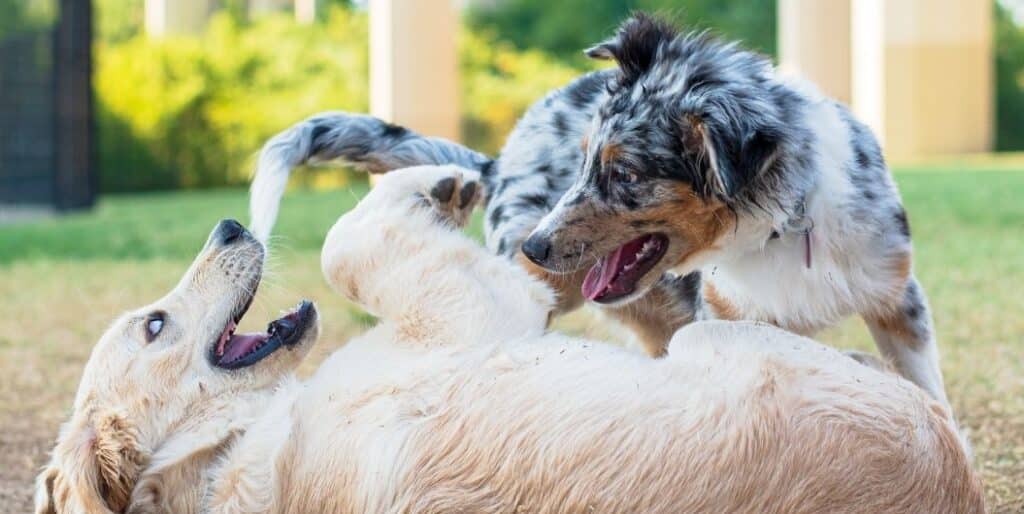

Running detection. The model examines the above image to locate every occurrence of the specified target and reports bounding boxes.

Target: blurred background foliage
[90,0,1024,192]
[466,0,776,62]
[996,1,1024,151]
[96,8,369,190]
[0,0,56,37]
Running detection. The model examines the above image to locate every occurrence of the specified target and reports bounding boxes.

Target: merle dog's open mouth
[582,233,668,303]
[209,288,315,370]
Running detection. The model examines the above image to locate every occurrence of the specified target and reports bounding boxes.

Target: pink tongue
[582,245,627,300]
[221,333,267,363]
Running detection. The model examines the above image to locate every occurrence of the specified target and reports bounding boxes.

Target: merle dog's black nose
[521,233,552,265]
[215,219,248,245]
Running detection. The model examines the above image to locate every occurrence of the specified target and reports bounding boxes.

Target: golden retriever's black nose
[521,234,551,265]
[215,219,248,245]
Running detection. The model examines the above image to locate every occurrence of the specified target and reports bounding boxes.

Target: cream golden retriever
[37,166,983,513]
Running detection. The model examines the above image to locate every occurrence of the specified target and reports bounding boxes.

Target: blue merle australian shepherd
[250,14,950,407]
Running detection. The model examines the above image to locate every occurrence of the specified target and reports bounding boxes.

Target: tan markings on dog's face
[647,182,734,260]
[36,223,318,514]
[532,174,734,305]
[600,142,623,166]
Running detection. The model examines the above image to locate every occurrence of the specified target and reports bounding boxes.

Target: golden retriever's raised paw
[415,168,482,228]
[367,165,483,229]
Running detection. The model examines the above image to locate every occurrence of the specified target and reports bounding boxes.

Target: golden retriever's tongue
[221,334,267,363]
[582,244,626,301]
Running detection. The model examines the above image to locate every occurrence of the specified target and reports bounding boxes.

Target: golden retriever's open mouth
[582,233,668,303]
[210,295,316,370]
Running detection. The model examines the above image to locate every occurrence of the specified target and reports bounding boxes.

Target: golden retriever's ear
[37,410,146,514]
[125,404,245,514]
[92,411,146,512]
[33,465,58,514]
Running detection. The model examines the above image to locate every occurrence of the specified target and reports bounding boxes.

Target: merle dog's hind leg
[862,276,950,407]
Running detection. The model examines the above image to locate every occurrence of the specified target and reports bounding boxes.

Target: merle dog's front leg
[862,276,950,407]
[604,272,703,356]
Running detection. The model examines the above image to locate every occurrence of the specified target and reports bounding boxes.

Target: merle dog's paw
[414,168,482,228]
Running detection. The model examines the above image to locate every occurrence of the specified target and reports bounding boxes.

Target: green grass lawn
[1,166,1023,511]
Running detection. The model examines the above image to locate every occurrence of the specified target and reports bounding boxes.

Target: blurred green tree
[96,8,370,191]
[95,0,144,43]
[996,1,1024,150]
[466,0,777,63]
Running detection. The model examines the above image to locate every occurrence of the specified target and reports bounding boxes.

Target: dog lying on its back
[38,166,982,513]
[250,13,950,409]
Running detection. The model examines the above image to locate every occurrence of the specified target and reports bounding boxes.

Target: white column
[145,0,210,36]
[778,0,852,105]
[295,0,317,24]
[852,0,993,158]
[369,0,460,141]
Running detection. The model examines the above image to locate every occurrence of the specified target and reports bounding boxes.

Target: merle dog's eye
[612,168,639,184]
[145,312,165,342]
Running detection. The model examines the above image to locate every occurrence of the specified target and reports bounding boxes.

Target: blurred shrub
[996,2,1024,151]
[96,8,369,191]
[460,28,585,154]
[466,0,777,64]
[96,6,586,191]
[95,0,144,43]
[0,0,57,37]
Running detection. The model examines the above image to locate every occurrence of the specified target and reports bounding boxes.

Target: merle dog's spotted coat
[250,14,951,408]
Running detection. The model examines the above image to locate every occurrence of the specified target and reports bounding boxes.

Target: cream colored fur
[39,166,984,513]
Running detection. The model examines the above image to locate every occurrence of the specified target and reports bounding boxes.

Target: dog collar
[770,200,814,269]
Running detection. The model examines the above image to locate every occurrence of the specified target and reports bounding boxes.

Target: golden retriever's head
[35,220,319,513]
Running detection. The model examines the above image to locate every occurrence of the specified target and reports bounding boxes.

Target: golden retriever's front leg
[322,166,555,345]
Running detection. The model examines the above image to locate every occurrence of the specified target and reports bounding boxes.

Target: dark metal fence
[0,0,94,211]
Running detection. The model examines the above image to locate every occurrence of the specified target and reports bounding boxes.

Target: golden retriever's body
[39,167,984,513]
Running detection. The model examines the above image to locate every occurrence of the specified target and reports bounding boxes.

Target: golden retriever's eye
[145,313,165,342]
[612,168,639,184]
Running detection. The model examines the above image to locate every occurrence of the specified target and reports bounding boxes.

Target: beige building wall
[852,0,993,158]
[778,0,852,105]
[369,0,460,142]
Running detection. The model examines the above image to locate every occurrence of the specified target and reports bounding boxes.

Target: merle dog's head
[522,13,789,305]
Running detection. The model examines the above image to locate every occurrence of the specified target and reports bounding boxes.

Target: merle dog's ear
[585,13,678,83]
[681,114,779,200]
